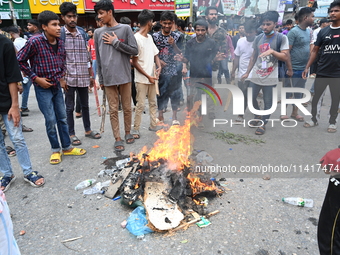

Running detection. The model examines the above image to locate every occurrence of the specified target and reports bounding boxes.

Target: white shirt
[134,33,159,84]
[234,37,254,79]
[13,37,26,52]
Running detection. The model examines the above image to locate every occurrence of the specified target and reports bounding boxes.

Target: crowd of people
[2,0,340,253]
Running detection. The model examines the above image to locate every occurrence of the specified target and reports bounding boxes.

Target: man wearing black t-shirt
[180,20,224,114]
[303,1,340,133]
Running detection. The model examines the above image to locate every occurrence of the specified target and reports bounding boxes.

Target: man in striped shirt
[60,2,101,146]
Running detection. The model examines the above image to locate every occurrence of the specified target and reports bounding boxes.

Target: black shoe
[21,112,29,117]
[21,108,30,112]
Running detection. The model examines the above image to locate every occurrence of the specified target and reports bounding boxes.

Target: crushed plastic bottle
[75,179,96,190]
[97,167,118,178]
[83,182,105,195]
[196,151,213,163]
[116,158,130,169]
[282,197,313,207]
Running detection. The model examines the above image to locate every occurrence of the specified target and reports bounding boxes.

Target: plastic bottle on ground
[282,197,313,207]
[116,158,130,169]
[75,179,96,190]
[83,182,105,195]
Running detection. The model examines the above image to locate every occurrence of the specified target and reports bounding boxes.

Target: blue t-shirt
[287,26,312,70]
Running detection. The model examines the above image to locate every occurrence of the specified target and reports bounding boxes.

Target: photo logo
[196,82,222,115]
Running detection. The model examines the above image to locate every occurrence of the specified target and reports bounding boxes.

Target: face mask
[265,30,275,35]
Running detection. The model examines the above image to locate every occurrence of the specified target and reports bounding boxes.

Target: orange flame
[187,173,223,196]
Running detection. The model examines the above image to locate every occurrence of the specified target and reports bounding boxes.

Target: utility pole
[8,0,17,26]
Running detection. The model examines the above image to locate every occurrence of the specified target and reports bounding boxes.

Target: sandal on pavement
[303,120,318,128]
[125,134,135,144]
[280,115,289,120]
[327,124,337,133]
[255,126,266,135]
[63,148,86,156]
[85,131,101,139]
[290,115,304,122]
[149,126,163,132]
[71,136,82,146]
[114,140,125,152]
[24,171,45,188]
[50,152,62,165]
[249,119,262,128]
[0,176,16,192]
[172,120,180,126]
[6,146,16,157]
[131,129,140,139]
[235,116,244,122]
[22,124,33,132]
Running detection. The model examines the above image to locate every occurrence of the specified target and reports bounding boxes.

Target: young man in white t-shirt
[231,21,257,122]
[131,9,162,139]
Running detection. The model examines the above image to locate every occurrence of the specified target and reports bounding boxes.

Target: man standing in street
[94,0,138,151]
[303,0,340,133]
[153,11,182,125]
[27,19,41,38]
[242,11,289,135]
[59,2,101,146]
[230,21,257,122]
[0,34,45,191]
[282,7,314,122]
[17,10,86,164]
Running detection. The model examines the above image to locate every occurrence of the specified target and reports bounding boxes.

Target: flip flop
[71,136,82,146]
[6,146,16,157]
[290,115,304,122]
[63,148,86,156]
[24,171,45,188]
[280,115,289,120]
[327,124,337,133]
[125,134,135,144]
[172,120,180,126]
[303,120,318,128]
[50,152,62,165]
[255,126,266,135]
[114,140,125,152]
[85,131,101,139]
[131,129,140,139]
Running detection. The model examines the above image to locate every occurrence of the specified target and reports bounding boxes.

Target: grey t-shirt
[288,26,312,70]
[251,33,289,86]
[94,24,138,86]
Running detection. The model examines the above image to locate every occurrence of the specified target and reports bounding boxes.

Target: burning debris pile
[100,117,225,234]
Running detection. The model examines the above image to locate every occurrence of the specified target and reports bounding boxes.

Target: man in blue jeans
[241,11,289,135]
[283,7,314,122]
[17,10,86,165]
[0,34,44,192]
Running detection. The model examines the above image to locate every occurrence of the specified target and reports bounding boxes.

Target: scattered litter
[180,240,188,244]
[262,174,271,180]
[121,220,127,228]
[83,182,105,195]
[98,169,118,178]
[75,179,96,190]
[116,158,130,169]
[282,197,313,207]
[126,206,153,238]
[102,157,107,160]
[92,145,100,148]
[113,196,121,201]
[61,236,83,243]
[196,151,213,163]
[19,230,26,236]
[196,217,211,228]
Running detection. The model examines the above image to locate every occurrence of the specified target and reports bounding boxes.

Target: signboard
[0,0,31,19]
[28,0,85,14]
[314,0,332,17]
[175,0,190,17]
[84,0,175,11]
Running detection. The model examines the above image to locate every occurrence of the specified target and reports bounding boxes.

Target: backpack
[254,32,285,79]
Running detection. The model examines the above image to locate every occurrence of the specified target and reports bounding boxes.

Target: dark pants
[157,74,181,111]
[311,76,340,124]
[65,87,91,136]
[238,80,250,113]
[318,177,340,255]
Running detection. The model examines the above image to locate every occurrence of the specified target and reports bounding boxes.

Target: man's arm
[8,82,20,127]
[231,55,240,80]
[102,28,138,55]
[302,45,320,79]
[132,56,156,84]
[17,40,37,81]
[154,55,161,76]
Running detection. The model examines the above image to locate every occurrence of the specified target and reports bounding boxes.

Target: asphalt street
[3,75,335,255]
